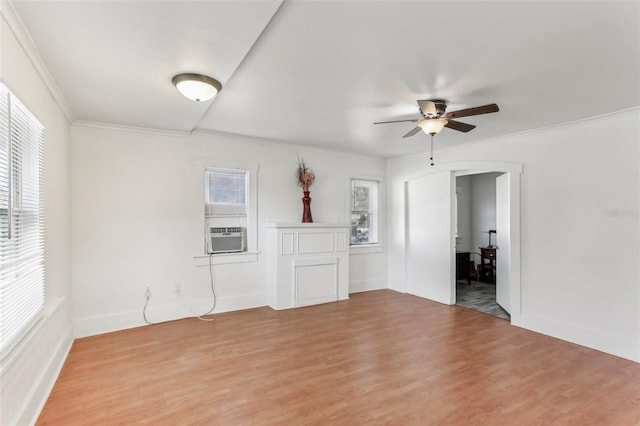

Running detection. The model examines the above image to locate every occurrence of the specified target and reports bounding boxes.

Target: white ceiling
[11,0,640,158]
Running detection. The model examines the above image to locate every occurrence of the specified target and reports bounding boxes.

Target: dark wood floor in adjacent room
[37,290,640,425]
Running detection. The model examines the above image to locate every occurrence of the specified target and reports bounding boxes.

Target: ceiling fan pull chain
[430,134,435,166]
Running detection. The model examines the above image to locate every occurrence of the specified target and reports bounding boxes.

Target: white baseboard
[21,325,73,426]
[349,278,387,294]
[73,292,267,338]
[514,314,639,363]
[0,297,74,426]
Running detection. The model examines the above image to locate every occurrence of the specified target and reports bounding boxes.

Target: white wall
[470,172,502,256]
[0,2,73,425]
[388,110,640,362]
[71,125,387,337]
[456,172,502,260]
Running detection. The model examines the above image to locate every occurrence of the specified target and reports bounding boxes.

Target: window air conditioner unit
[208,227,246,254]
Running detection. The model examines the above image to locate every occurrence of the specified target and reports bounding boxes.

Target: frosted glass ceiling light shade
[172,73,222,102]
[419,118,448,135]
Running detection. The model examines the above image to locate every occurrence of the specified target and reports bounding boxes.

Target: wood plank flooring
[37,290,640,425]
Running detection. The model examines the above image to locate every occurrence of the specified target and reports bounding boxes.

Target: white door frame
[495,172,511,314]
[401,161,523,323]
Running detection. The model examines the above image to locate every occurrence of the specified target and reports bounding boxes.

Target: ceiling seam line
[190,0,287,133]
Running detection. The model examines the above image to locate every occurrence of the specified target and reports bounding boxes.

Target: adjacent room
[1,1,638,424]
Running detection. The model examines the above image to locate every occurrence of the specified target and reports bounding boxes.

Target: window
[350,179,379,245]
[204,168,249,254]
[205,168,247,217]
[0,83,45,358]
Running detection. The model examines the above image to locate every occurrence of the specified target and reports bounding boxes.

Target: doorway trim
[401,160,523,323]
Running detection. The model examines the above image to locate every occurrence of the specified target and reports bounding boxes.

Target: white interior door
[496,173,511,314]
[406,171,455,304]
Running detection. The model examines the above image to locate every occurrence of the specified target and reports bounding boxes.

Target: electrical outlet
[175,282,182,294]
[145,286,151,298]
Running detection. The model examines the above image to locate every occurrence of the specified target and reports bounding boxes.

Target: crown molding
[1,0,74,122]
[391,106,640,161]
[73,122,386,162]
[191,128,386,162]
[73,120,191,138]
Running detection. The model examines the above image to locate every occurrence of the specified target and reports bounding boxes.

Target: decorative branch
[296,154,315,192]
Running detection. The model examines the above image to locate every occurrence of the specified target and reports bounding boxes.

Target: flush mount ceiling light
[418,118,448,135]
[172,73,222,102]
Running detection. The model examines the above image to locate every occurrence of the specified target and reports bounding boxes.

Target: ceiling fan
[374,99,499,138]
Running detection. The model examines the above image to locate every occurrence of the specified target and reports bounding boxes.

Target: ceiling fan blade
[373,118,420,125]
[445,119,476,133]
[445,103,499,119]
[402,127,422,138]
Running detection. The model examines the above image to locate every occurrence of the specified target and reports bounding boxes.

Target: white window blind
[205,168,247,217]
[0,83,45,358]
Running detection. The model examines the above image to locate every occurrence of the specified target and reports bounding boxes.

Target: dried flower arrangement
[296,155,315,192]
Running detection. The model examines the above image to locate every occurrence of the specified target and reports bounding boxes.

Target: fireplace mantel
[265,223,350,310]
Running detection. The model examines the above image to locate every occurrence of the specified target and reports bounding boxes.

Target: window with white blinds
[0,83,45,359]
[205,168,248,217]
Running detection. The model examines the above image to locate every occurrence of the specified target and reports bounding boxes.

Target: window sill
[193,251,259,266]
[1,296,64,367]
[349,244,384,255]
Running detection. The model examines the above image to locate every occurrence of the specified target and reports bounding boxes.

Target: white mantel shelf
[265,222,350,229]
[265,223,350,310]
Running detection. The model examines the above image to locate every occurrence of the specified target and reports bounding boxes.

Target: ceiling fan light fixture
[172,73,222,102]
[419,118,448,135]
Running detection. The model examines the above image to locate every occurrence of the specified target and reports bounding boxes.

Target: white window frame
[0,82,45,359]
[349,178,381,247]
[195,163,259,265]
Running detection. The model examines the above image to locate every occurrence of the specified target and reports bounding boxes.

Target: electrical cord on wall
[197,253,217,321]
[142,253,218,324]
[143,288,157,325]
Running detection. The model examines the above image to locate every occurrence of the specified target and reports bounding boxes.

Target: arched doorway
[403,161,522,323]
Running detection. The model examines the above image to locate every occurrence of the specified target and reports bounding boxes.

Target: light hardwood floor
[37,290,640,425]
